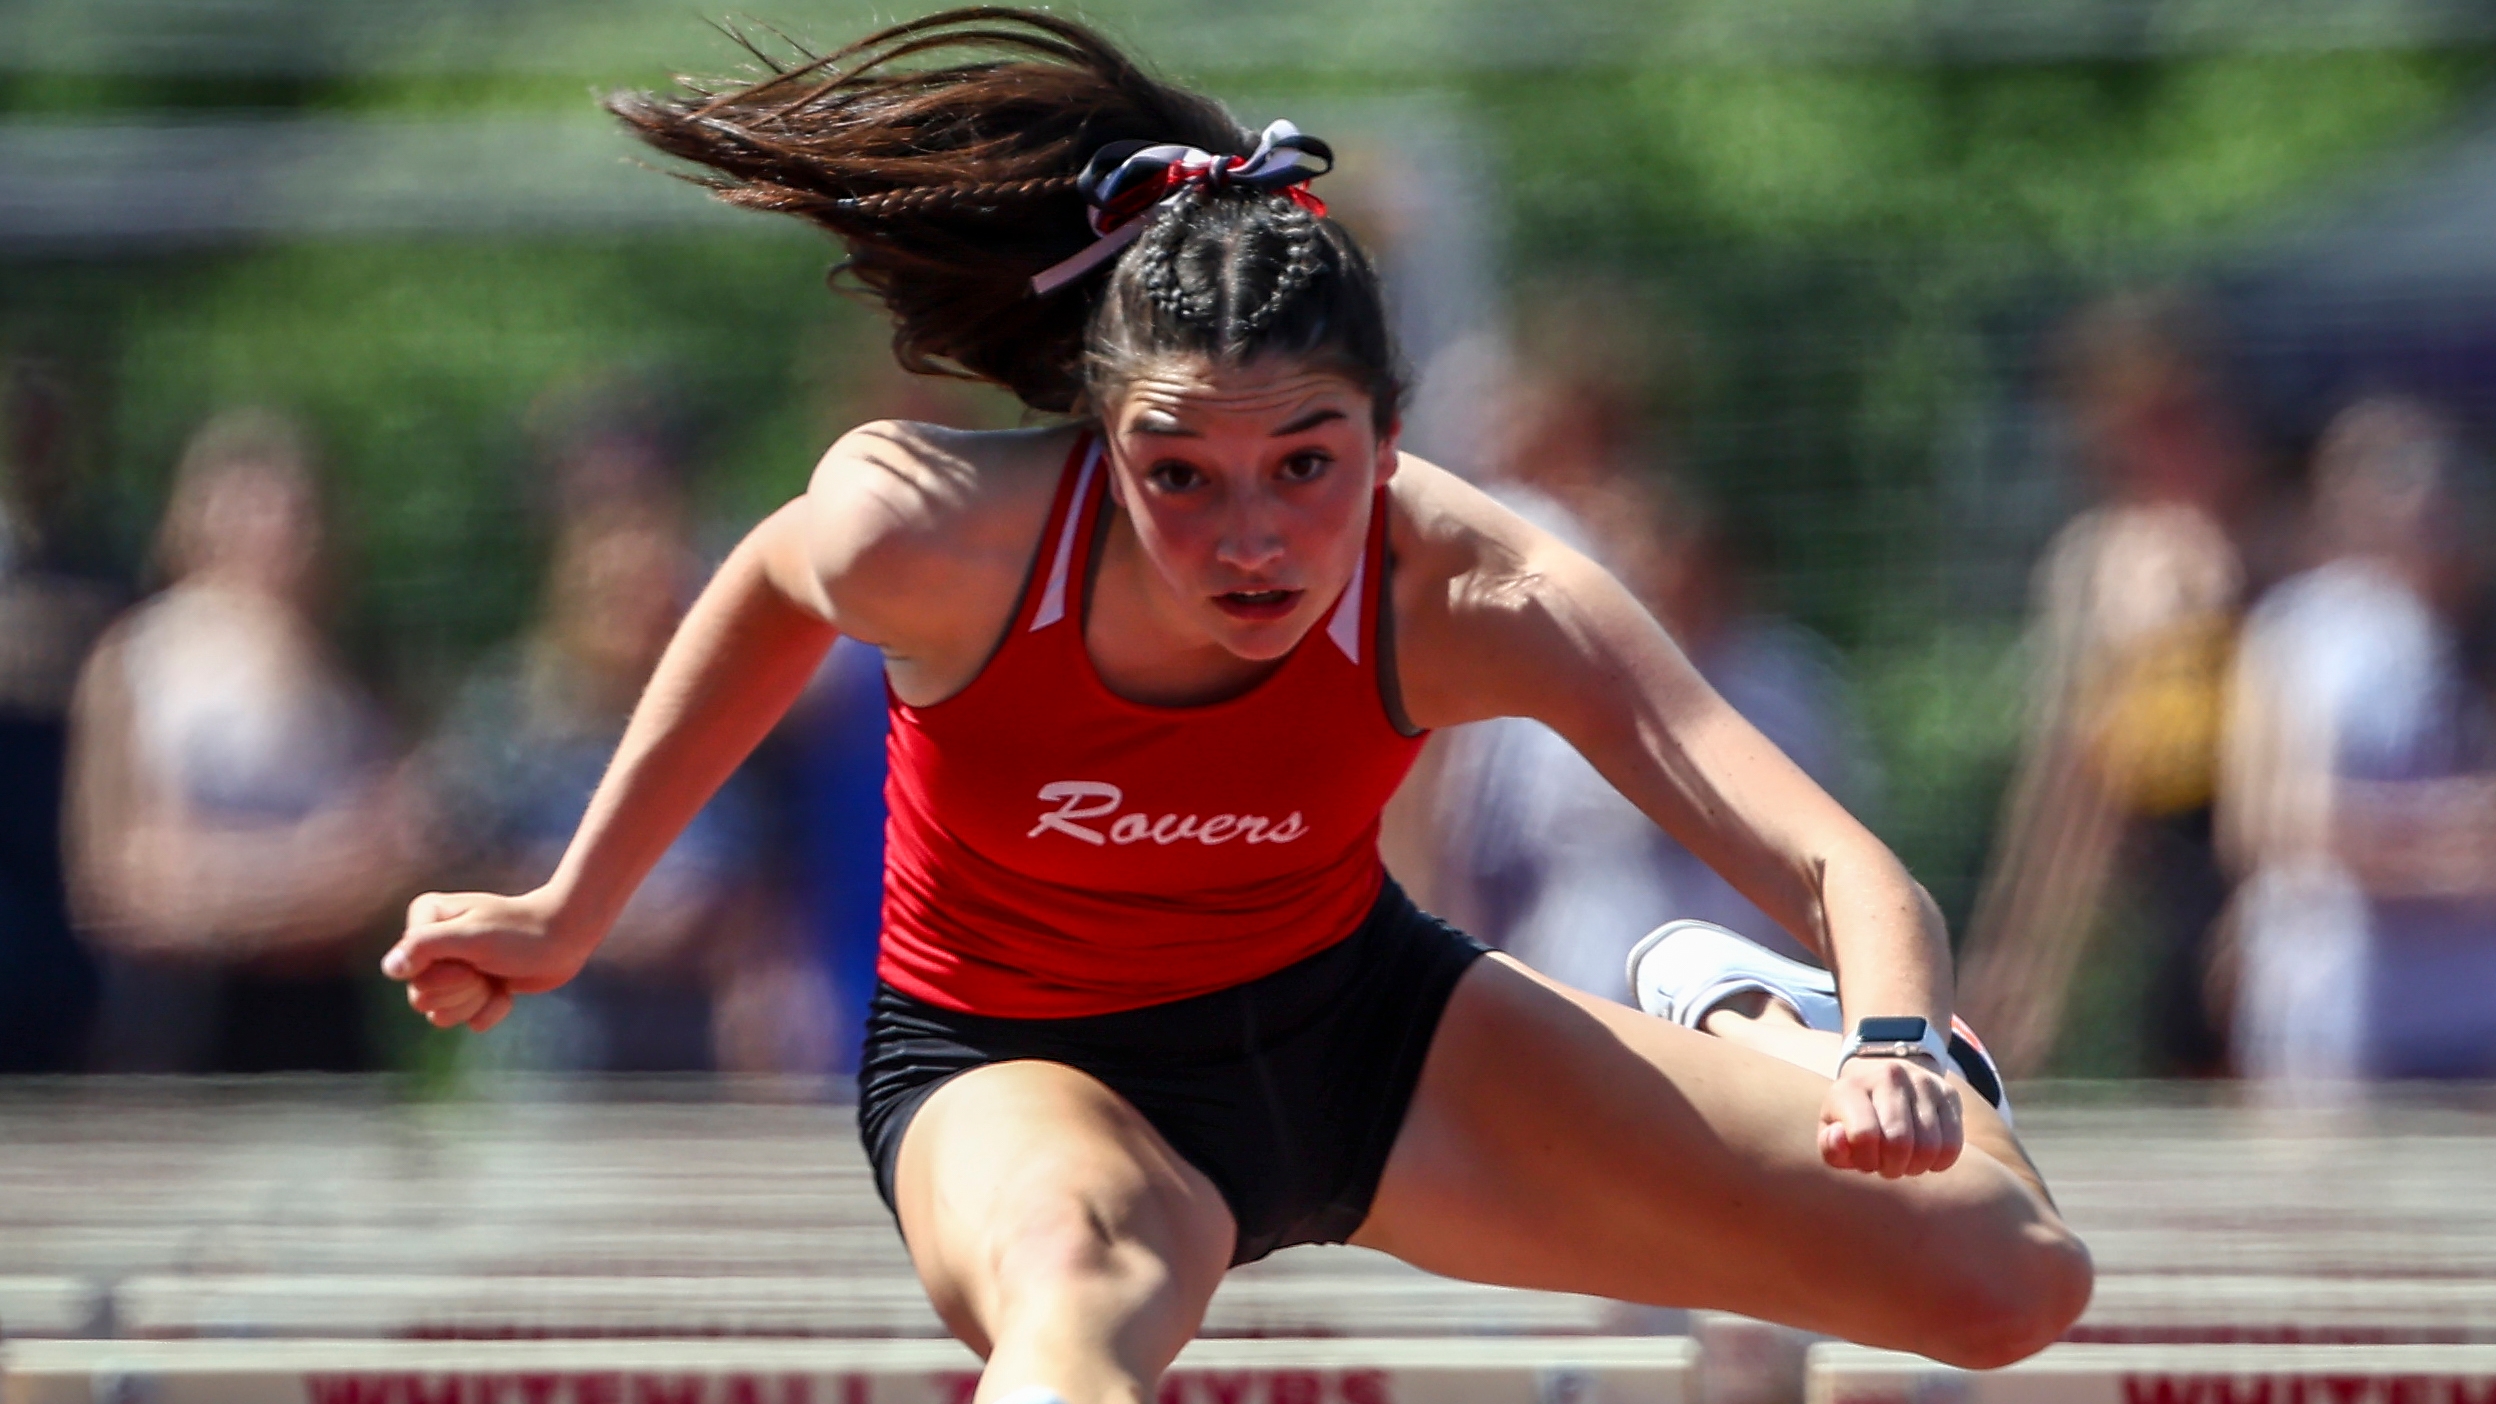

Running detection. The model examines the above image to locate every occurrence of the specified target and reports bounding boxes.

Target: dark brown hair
[609,7,1402,427]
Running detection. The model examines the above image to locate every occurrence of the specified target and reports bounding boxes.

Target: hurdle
[107,1272,1626,1340]
[20,1086,2496,1285]
[1706,1284,2496,1404]
[1693,1313,1822,1404]
[1806,1342,2496,1404]
[2071,1279,2496,1345]
[106,1277,949,1340]
[0,1224,919,1280]
[0,1279,104,1340]
[0,1335,1697,1404]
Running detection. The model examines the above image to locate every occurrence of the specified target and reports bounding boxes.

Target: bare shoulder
[1385,454,1588,621]
[801,420,1078,651]
[1384,455,1626,729]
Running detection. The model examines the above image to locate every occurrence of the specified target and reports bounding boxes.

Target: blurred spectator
[0,363,117,1070]
[1956,290,2255,1078]
[1412,303,1873,1000]
[424,409,804,1073]
[2218,398,2496,1084]
[64,410,423,1072]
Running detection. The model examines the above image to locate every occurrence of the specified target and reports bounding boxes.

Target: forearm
[542,512,837,948]
[1817,843,1954,1029]
[1491,553,1953,1023]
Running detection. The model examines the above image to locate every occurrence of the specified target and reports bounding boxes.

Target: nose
[1213,487,1287,576]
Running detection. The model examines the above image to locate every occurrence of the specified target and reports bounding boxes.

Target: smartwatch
[1838,1016,1950,1074]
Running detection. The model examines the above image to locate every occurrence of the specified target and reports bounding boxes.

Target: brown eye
[1148,459,1205,492]
[1280,451,1331,482]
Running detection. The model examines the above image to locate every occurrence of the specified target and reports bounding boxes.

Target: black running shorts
[856,877,1490,1265]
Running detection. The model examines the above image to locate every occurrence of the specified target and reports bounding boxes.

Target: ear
[1374,417,1402,485]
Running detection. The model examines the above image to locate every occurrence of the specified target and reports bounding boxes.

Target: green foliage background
[6,5,2491,1070]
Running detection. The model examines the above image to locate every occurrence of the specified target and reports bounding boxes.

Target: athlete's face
[1104,355,1398,660]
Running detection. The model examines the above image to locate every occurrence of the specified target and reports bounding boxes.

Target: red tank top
[877,434,1427,1017]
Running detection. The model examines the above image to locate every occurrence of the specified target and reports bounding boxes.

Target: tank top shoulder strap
[1343,485,1422,737]
[1014,432,1108,635]
[1314,485,1388,668]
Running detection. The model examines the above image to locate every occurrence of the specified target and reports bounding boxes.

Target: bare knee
[989,1204,1158,1310]
[1908,1220,2094,1369]
[977,1177,1223,1349]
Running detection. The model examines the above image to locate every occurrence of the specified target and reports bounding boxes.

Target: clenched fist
[383,890,593,1033]
[1818,1054,1964,1178]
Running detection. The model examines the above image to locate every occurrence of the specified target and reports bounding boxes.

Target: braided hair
[1091,181,1395,430]
[610,7,1402,429]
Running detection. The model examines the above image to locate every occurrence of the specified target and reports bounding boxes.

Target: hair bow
[1029,120,1332,296]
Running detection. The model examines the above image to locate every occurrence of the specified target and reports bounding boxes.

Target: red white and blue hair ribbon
[1028,119,1333,296]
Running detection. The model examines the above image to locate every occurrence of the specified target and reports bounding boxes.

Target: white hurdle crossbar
[1808,1343,2496,1404]
[1,1336,1696,1404]
[0,1279,104,1340]
[105,1274,1625,1342]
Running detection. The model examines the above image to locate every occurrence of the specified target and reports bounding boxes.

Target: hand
[405,958,509,1032]
[383,890,592,1033]
[1819,1055,1964,1178]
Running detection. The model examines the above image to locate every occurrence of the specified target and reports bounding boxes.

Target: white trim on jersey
[1326,550,1364,664]
[1030,441,1104,631]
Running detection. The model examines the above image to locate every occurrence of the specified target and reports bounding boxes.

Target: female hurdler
[383,11,2092,1402]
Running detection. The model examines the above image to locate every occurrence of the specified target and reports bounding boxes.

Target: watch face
[1856,1016,1930,1043]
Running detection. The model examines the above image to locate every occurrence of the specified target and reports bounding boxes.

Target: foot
[1625,919,1840,1031]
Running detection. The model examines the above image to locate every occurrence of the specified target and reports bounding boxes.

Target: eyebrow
[1125,406,1348,439]
[1274,408,1346,436]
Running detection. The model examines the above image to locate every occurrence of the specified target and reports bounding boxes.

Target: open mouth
[1213,588,1302,620]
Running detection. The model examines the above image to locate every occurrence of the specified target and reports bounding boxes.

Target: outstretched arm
[1456,550,1946,1027]
[383,493,840,1030]
[1394,463,1963,1177]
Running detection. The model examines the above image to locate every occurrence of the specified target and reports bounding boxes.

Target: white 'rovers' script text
[1028,781,1308,847]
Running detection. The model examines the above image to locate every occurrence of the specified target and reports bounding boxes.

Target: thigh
[894,1058,1237,1357]
[1353,956,2082,1357]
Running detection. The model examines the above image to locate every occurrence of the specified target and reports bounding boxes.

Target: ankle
[1699,989,1805,1037]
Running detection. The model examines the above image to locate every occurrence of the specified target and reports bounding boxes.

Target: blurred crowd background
[5,0,2495,1090]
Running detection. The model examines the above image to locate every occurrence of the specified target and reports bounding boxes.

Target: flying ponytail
[610,6,1402,428]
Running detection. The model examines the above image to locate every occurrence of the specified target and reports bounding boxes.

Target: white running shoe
[1624,918,2013,1117]
[1625,919,1841,1032]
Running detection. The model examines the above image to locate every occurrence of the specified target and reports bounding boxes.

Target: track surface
[4,1079,2494,1342]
